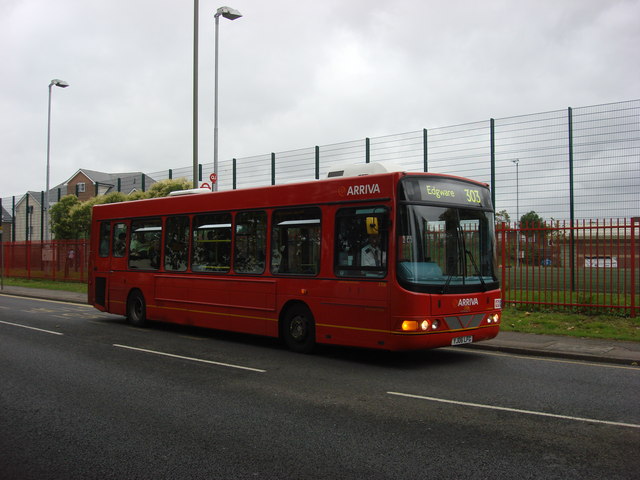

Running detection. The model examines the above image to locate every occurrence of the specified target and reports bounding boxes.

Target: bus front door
[107,222,130,315]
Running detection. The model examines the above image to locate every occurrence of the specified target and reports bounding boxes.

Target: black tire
[126,290,147,327]
[282,304,316,353]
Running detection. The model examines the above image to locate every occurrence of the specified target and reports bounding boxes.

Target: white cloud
[1,0,638,202]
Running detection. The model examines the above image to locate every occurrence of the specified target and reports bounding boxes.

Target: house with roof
[7,169,157,241]
[1,205,12,241]
[64,169,156,201]
[13,191,43,241]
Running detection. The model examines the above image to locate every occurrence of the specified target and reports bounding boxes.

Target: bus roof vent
[168,187,213,196]
[326,161,404,178]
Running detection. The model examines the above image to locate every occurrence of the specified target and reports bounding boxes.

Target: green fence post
[271,153,276,185]
[423,129,428,172]
[233,158,237,190]
[168,169,173,180]
[365,138,370,163]
[12,196,16,241]
[25,194,29,240]
[315,146,320,179]
[631,217,638,318]
[568,107,575,292]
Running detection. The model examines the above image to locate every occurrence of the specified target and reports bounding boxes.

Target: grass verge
[501,308,639,342]
[1,277,87,294]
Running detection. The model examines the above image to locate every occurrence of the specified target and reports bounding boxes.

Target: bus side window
[112,223,127,258]
[192,213,231,273]
[234,211,267,274]
[99,222,111,257]
[129,219,162,270]
[271,208,321,275]
[165,216,189,272]
[335,207,388,278]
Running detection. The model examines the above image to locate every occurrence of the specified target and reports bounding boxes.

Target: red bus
[89,168,501,352]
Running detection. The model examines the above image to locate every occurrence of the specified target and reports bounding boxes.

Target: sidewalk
[1,285,639,366]
[466,331,640,366]
[0,285,88,305]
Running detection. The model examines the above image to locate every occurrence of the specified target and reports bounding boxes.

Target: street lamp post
[213,6,242,192]
[193,0,199,189]
[45,78,69,241]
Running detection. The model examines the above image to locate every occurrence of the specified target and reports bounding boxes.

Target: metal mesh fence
[2,99,639,242]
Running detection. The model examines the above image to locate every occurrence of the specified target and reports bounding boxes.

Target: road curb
[0,288,88,306]
[465,342,640,366]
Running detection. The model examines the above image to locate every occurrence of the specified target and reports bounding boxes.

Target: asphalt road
[1,294,638,479]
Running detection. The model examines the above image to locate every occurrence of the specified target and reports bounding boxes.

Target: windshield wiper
[442,213,465,294]
[465,249,488,291]
[441,271,455,294]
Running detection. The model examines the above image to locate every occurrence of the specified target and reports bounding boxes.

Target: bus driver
[361,233,385,267]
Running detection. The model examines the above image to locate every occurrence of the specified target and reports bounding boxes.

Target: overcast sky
[1,0,638,198]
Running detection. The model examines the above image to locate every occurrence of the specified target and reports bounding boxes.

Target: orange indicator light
[401,321,418,331]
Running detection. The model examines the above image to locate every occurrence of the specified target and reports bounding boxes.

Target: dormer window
[78,182,86,193]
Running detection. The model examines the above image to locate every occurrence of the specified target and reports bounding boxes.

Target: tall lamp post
[511,158,520,264]
[193,0,200,189]
[45,78,69,241]
[213,6,242,192]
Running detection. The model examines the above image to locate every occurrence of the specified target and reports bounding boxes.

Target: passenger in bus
[271,245,284,273]
[130,233,148,257]
[114,232,126,257]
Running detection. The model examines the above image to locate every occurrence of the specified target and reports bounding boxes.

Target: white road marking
[113,344,266,373]
[387,391,640,429]
[0,319,64,336]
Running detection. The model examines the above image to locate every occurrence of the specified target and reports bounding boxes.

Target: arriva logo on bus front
[458,298,479,307]
[338,183,381,197]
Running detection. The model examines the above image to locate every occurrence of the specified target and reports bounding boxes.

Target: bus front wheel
[127,290,147,327]
[282,304,315,354]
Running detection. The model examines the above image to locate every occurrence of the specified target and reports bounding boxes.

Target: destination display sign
[399,176,492,209]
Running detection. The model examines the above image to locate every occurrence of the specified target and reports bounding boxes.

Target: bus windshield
[397,200,498,294]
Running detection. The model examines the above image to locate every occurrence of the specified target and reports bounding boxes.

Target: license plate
[451,335,473,346]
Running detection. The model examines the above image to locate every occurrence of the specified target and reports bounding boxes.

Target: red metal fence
[497,219,639,317]
[1,240,89,283]
[2,219,639,316]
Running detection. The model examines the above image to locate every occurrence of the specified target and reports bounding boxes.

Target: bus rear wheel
[127,290,147,327]
[282,304,315,354]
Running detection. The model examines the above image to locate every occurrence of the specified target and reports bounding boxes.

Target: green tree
[495,209,510,224]
[145,178,192,198]
[71,196,106,239]
[49,178,192,239]
[98,192,129,204]
[518,211,550,266]
[49,195,81,239]
[520,211,545,230]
